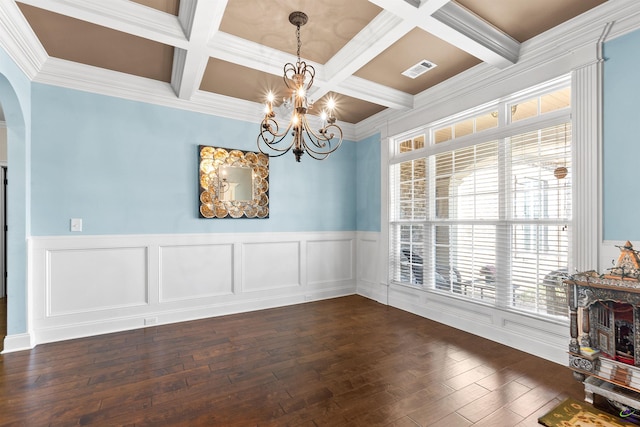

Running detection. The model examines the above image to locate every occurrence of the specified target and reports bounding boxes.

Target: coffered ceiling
[13,0,607,125]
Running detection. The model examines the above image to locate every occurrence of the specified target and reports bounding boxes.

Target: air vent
[402,60,438,79]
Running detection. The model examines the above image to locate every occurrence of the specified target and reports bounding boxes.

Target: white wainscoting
[356,231,388,304]
[27,231,357,347]
[355,231,570,365]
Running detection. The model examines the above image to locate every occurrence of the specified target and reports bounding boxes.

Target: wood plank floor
[0,295,587,426]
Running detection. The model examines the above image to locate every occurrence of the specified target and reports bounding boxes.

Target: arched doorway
[0,71,28,353]
[0,111,7,350]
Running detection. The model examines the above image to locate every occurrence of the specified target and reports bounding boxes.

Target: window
[390,80,571,318]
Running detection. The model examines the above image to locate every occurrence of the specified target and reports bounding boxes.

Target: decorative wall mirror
[198,145,269,218]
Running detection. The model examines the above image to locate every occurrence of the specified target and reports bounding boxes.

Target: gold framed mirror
[198,145,269,218]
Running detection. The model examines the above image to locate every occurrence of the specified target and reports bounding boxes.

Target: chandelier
[257,11,343,162]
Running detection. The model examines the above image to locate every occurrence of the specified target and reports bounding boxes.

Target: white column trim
[571,23,610,273]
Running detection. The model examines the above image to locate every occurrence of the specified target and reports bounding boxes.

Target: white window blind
[389,85,571,318]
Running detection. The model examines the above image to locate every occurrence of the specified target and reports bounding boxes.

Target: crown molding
[354,0,640,141]
[32,57,358,141]
[0,1,47,79]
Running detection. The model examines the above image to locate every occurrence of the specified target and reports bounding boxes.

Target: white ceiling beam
[310,0,450,104]
[370,0,519,67]
[430,2,520,67]
[313,10,414,103]
[171,0,227,100]
[17,0,187,48]
[368,0,451,17]
[335,76,414,110]
[208,32,307,80]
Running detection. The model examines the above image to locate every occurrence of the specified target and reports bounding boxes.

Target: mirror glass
[219,166,253,201]
[198,146,269,219]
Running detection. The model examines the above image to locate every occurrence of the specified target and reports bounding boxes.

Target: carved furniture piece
[567,272,640,410]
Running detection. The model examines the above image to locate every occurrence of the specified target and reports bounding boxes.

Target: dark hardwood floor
[0,295,586,426]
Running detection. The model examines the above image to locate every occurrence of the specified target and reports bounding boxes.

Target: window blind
[389,118,572,318]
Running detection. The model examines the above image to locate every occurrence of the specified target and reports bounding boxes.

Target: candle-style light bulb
[326,98,336,112]
[264,91,275,116]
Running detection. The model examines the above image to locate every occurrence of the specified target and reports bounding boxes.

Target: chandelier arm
[258,119,294,152]
[283,63,297,91]
[260,116,292,141]
[301,149,330,161]
[300,62,315,91]
[303,126,343,155]
[299,116,343,157]
[256,137,292,158]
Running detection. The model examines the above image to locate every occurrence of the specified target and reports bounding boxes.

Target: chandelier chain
[296,24,301,62]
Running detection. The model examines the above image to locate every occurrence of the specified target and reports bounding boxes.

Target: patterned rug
[539,397,637,426]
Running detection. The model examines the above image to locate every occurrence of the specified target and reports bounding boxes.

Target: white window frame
[388,76,574,318]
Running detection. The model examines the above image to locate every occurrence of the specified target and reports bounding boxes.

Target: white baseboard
[2,332,34,353]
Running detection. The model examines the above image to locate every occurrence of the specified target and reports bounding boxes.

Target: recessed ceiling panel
[200,58,289,105]
[315,92,386,125]
[130,0,180,15]
[219,0,382,64]
[17,3,174,83]
[456,0,607,43]
[354,28,481,95]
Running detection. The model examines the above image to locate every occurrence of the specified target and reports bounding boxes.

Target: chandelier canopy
[257,11,343,162]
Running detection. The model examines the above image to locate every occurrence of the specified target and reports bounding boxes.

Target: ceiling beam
[171,0,227,100]
[335,76,414,110]
[309,0,451,104]
[17,0,187,48]
[208,31,413,110]
[313,10,415,105]
[430,2,520,68]
[370,0,520,68]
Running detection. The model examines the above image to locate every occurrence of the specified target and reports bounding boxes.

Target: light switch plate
[70,218,82,232]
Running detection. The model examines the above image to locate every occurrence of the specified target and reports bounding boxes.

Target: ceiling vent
[402,60,438,79]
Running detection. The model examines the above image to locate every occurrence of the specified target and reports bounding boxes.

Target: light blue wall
[30,83,356,235]
[0,47,30,335]
[603,28,640,240]
[356,132,381,232]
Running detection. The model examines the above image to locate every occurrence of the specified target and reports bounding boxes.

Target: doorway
[0,166,5,350]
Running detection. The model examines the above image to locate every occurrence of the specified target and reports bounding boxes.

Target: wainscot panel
[355,232,388,304]
[241,241,301,292]
[48,247,148,316]
[26,231,357,348]
[307,239,353,285]
[159,244,234,302]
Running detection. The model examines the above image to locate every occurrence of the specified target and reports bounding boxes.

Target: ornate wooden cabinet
[567,272,640,410]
